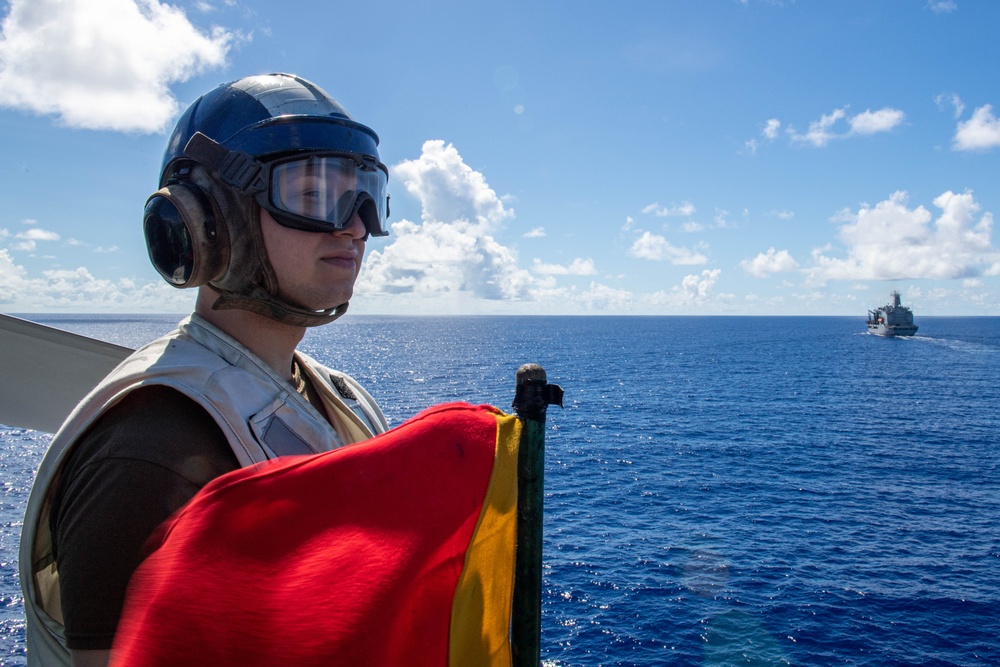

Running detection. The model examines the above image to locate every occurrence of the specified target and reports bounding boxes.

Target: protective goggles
[256,153,390,237]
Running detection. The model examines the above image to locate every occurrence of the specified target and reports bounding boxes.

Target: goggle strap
[185,132,267,194]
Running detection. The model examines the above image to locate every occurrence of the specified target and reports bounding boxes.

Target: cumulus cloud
[63,237,119,254]
[358,140,535,301]
[926,1,957,13]
[523,227,546,238]
[714,210,737,229]
[15,228,60,241]
[953,104,1000,151]
[789,106,905,147]
[7,226,60,251]
[648,269,722,307]
[807,190,997,283]
[744,118,782,154]
[849,108,906,135]
[681,221,704,233]
[642,201,696,217]
[936,92,965,119]
[532,258,598,276]
[393,140,513,229]
[790,108,846,147]
[578,268,727,313]
[578,282,634,311]
[0,248,192,310]
[678,269,721,302]
[740,247,799,277]
[628,231,708,265]
[763,118,781,139]
[0,0,235,133]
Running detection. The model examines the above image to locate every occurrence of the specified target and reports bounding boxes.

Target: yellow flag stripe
[448,411,521,666]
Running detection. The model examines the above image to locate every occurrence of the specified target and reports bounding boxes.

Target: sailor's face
[260,208,366,312]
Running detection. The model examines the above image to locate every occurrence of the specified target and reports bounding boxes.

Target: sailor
[19,73,391,667]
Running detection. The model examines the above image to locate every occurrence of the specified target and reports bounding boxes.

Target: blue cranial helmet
[144,73,388,326]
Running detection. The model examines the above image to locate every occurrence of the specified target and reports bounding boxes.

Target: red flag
[111,402,521,667]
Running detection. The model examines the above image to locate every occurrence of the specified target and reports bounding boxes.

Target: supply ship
[866,291,918,336]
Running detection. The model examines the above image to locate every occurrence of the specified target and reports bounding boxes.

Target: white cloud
[531,258,598,276]
[678,269,721,302]
[763,118,781,139]
[15,228,59,241]
[0,0,236,133]
[790,107,904,147]
[523,227,546,238]
[9,227,58,252]
[578,282,634,311]
[358,140,534,301]
[743,118,782,154]
[648,269,722,307]
[0,249,27,301]
[0,248,192,310]
[681,221,704,233]
[714,210,737,229]
[954,104,1000,151]
[807,190,997,283]
[642,201,696,217]
[791,107,846,147]
[926,1,958,14]
[936,92,965,119]
[392,140,514,229]
[628,231,708,265]
[848,108,905,135]
[61,237,119,253]
[194,0,236,12]
[740,247,799,277]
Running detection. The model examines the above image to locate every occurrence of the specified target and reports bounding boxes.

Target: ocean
[2,314,999,666]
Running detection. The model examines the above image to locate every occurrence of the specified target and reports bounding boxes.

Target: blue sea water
[2,314,999,666]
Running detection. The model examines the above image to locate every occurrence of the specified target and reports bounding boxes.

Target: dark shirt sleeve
[51,385,240,650]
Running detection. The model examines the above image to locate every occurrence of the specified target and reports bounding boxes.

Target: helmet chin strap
[210,285,349,327]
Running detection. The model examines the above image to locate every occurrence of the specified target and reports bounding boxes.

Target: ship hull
[867,323,918,337]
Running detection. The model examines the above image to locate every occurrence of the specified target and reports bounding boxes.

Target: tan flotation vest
[19,314,387,665]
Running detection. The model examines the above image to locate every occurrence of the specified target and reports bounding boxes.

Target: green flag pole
[511,364,563,667]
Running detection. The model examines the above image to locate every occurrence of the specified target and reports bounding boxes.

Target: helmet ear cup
[143,181,230,288]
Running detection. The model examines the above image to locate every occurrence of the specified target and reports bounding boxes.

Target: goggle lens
[263,154,389,236]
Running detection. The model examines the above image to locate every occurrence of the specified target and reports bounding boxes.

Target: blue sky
[1,0,998,316]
